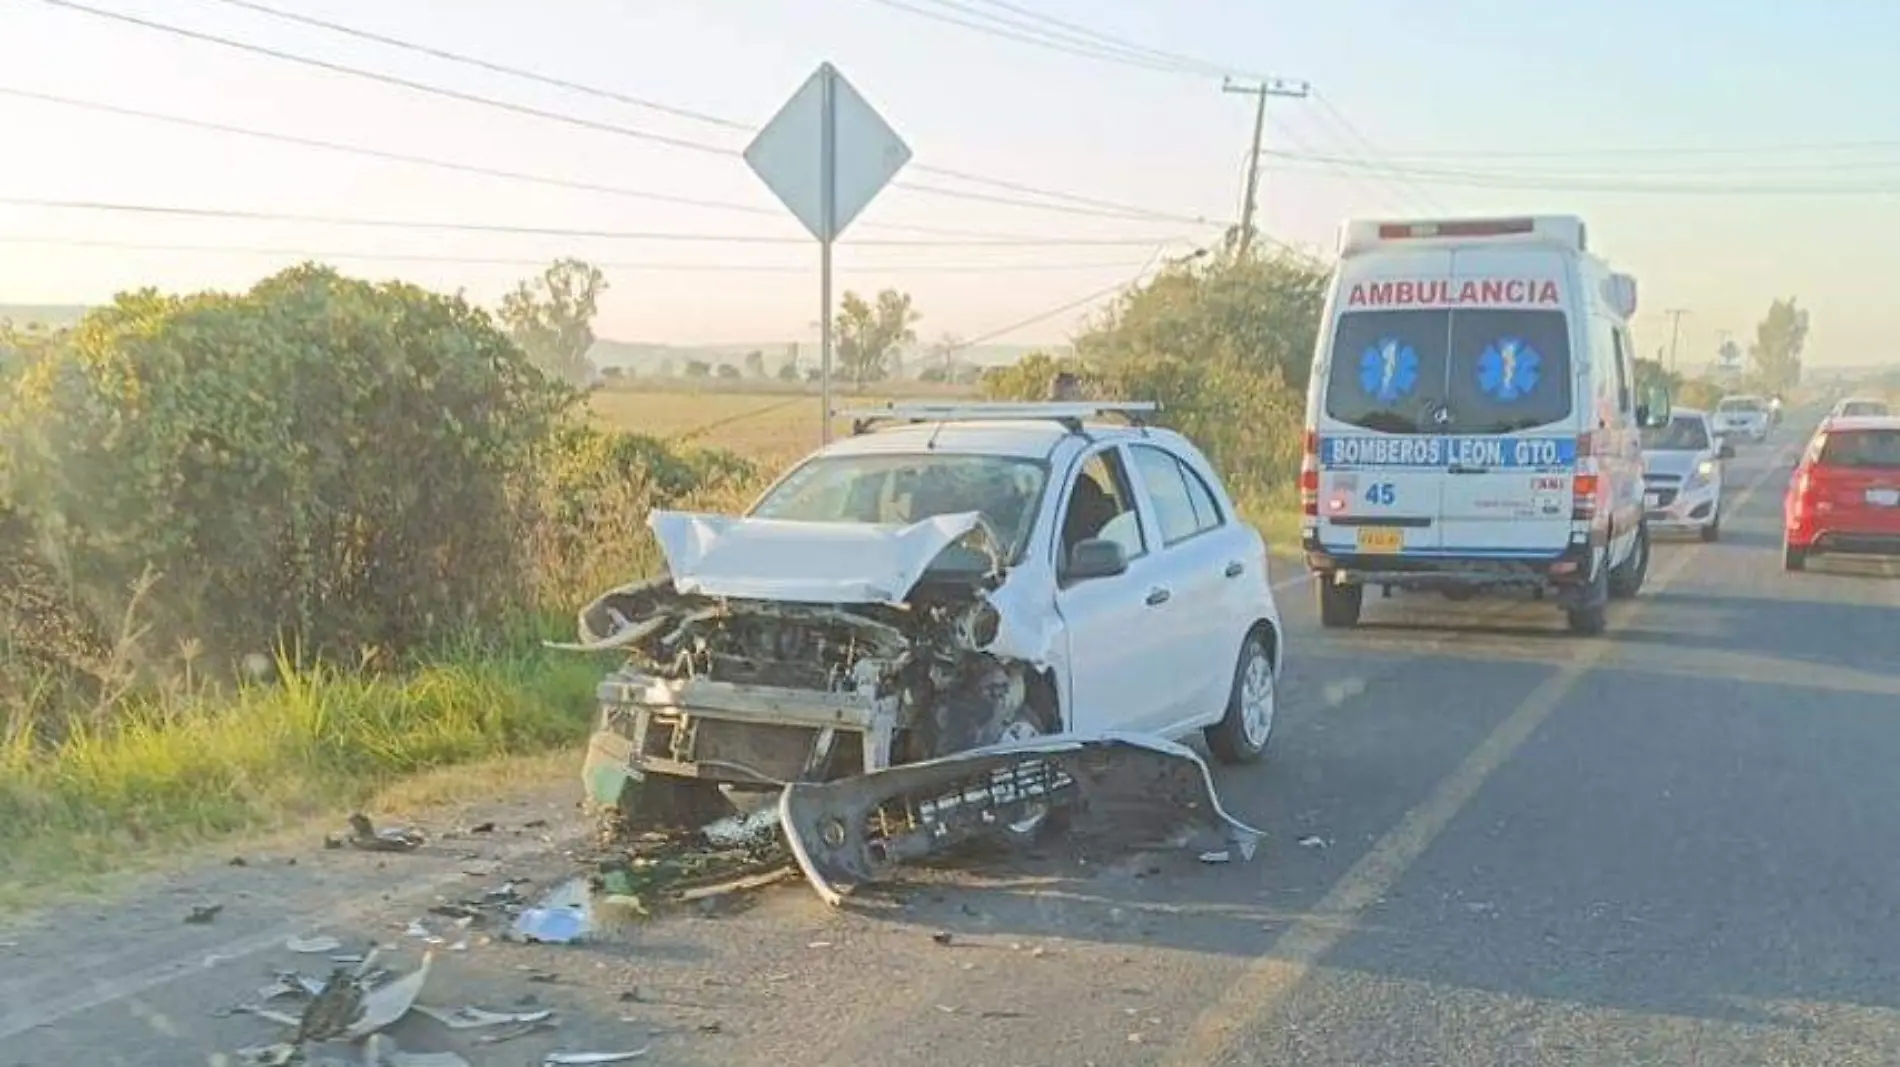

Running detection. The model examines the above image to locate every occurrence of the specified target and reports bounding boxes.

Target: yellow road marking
[1160,445,1796,1067]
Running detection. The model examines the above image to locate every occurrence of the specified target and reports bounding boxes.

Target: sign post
[745,64,912,444]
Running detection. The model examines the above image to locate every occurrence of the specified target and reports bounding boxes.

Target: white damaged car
[569,402,1286,851]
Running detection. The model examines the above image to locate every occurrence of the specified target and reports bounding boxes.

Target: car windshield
[1841,401,1890,417]
[1718,397,1764,413]
[1818,429,1900,469]
[1641,415,1711,451]
[749,451,1048,560]
[1324,308,1574,434]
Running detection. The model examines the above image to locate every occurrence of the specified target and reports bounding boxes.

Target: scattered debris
[229,855,250,867]
[931,930,954,946]
[1199,849,1234,864]
[348,813,427,852]
[475,1018,559,1044]
[544,1052,649,1065]
[779,733,1264,905]
[1297,835,1328,850]
[469,821,497,834]
[343,952,433,1041]
[523,818,551,829]
[185,903,224,925]
[286,935,344,954]
[411,1005,555,1031]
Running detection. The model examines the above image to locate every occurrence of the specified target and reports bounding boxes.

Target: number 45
[1364,482,1396,506]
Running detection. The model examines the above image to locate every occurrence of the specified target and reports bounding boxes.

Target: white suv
[1713,395,1771,443]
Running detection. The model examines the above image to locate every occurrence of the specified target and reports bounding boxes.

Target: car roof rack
[835,400,1160,436]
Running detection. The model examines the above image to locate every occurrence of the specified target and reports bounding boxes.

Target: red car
[1784,415,1900,570]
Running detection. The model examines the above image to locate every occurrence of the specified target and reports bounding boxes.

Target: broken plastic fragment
[286,934,344,954]
[411,1004,555,1030]
[544,1051,649,1065]
[512,905,590,944]
[348,813,426,852]
[343,952,433,1041]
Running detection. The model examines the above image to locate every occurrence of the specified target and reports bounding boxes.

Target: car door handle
[1144,586,1172,606]
[1224,561,1244,578]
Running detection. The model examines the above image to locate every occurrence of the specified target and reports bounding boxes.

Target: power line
[0,234,1155,273]
[948,244,1200,350]
[1306,92,1450,214]
[40,0,1212,226]
[862,0,1223,78]
[1261,152,1900,196]
[959,0,1247,78]
[3,87,1200,236]
[0,195,1200,245]
[1317,139,1900,162]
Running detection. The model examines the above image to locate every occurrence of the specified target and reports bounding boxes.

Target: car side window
[1130,445,1221,546]
[1060,447,1143,564]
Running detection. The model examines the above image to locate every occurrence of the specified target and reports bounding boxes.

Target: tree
[742,350,767,378]
[0,264,568,661]
[1076,251,1326,392]
[776,360,801,381]
[1749,298,1809,394]
[835,289,919,389]
[715,363,741,379]
[683,360,711,378]
[499,258,607,387]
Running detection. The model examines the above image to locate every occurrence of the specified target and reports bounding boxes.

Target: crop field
[588,383,977,470]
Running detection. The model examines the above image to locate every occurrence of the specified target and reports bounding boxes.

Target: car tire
[1316,576,1363,628]
[1206,628,1277,765]
[1566,550,1609,636]
[1607,523,1649,599]
[1783,543,1808,572]
[1700,515,1721,542]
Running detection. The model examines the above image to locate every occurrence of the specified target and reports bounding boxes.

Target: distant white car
[1641,407,1728,541]
[573,401,1287,831]
[1713,395,1771,443]
[1828,396,1891,421]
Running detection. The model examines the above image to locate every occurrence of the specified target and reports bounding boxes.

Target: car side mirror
[1065,537,1128,581]
[1719,442,1736,460]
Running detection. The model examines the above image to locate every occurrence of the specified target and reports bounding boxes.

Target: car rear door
[1315,296,1451,557]
[1432,249,1580,555]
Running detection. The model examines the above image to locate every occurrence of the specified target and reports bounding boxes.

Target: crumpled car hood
[648,509,997,605]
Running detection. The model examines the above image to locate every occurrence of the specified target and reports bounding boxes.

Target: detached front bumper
[582,670,899,810]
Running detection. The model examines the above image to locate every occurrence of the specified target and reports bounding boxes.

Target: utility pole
[1662,308,1689,373]
[1223,76,1310,259]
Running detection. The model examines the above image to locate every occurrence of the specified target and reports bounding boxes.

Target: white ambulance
[1298,216,1666,635]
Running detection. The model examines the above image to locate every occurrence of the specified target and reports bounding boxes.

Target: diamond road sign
[744,63,912,243]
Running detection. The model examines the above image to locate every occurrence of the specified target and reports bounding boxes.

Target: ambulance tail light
[1300,429,1320,517]
[1571,432,1599,520]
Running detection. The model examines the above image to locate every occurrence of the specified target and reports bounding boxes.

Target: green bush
[0,266,570,664]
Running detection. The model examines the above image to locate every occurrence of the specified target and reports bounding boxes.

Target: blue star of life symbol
[1358,337,1419,404]
[1477,337,1541,402]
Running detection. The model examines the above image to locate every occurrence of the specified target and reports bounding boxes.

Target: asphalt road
[7,422,1900,1066]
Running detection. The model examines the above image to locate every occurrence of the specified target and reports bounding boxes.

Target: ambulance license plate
[1867,488,1900,507]
[1356,527,1403,554]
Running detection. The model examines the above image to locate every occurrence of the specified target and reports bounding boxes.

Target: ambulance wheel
[1565,552,1609,636]
[1608,523,1649,599]
[1316,576,1363,628]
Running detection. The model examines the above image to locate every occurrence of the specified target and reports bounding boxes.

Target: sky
[1,0,1898,367]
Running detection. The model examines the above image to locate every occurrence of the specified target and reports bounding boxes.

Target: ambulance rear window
[1324,309,1573,435]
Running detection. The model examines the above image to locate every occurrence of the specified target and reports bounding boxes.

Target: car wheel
[1608,523,1649,599]
[1783,542,1808,572]
[1206,629,1276,765]
[1566,550,1609,636]
[1316,576,1363,628]
[1700,515,1721,542]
